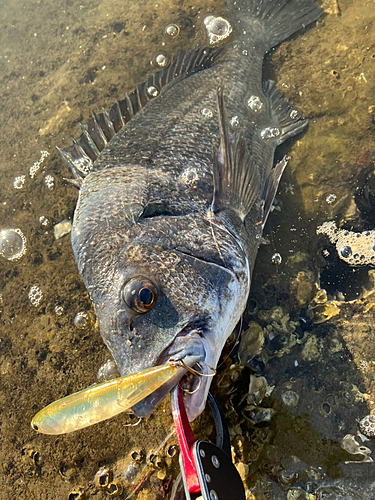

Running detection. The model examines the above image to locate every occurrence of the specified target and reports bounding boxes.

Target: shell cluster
[317,221,375,266]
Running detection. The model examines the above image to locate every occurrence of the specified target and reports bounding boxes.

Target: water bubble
[73,311,92,329]
[155,53,168,68]
[30,150,49,178]
[55,305,64,316]
[200,108,213,119]
[359,414,375,438]
[28,286,43,307]
[260,127,280,140]
[44,175,54,190]
[230,116,240,128]
[13,175,26,189]
[340,246,352,258]
[271,253,282,265]
[147,85,159,98]
[247,95,263,112]
[0,228,27,261]
[289,109,300,120]
[164,24,179,37]
[203,15,232,45]
[317,221,375,266]
[326,194,337,204]
[38,215,49,226]
[242,49,248,56]
[97,359,119,382]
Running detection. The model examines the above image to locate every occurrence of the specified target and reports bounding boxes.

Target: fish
[31,363,179,435]
[59,0,323,422]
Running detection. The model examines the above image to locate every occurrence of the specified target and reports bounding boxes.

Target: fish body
[61,0,322,421]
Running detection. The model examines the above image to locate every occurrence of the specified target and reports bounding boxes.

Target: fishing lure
[31,363,178,435]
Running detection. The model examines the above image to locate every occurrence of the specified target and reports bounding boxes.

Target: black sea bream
[60,0,322,421]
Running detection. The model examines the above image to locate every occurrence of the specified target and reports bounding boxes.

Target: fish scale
[60,0,323,422]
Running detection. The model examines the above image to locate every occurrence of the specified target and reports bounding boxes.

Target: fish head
[97,241,248,420]
[72,173,249,420]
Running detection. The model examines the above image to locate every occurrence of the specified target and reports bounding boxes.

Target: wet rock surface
[0,0,374,498]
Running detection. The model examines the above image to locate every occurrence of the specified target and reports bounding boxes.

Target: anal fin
[261,156,288,228]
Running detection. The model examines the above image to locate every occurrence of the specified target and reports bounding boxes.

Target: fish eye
[32,422,39,431]
[123,277,157,314]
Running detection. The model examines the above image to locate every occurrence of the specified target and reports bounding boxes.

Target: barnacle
[68,487,86,500]
[95,467,112,489]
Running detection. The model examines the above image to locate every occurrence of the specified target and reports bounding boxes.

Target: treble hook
[168,359,216,378]
[168,359,216,394]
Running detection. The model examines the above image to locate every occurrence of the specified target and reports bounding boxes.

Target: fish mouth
[131,327,214,421]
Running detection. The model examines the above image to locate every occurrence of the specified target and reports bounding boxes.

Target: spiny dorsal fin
[211,87,260,222]
[261,156,288,228]
[264,80,309,145]
[60,46,223,180]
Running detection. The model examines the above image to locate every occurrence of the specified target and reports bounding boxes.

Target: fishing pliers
[171,384,246,500]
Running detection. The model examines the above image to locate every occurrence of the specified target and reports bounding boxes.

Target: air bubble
[155,53,168,68]
[0,228,27,261]
[316,221,375,266]
[247,95,263,112]
[164,24,179,37]
[13,175,26,189]
[230,116,240,128]
[38,215,49,226]
[29,286,43,307]
[30,150,49,178]
[200,108,213,118]
[326,194,337,204]
[73,311,92,329]
[203,15,232,45]
[340,246,352,258]
[147,86,159,98]
[55,305,64,316]
[260,127,280,140]
[97,359,119,382]
[359,414,375,438]
[289,109,300,120]
[271,253,282,265]
[44,175,54,190]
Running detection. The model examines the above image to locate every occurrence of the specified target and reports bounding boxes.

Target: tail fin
[227,0,323,51]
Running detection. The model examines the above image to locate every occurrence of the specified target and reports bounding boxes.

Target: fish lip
[130,326,208,418]
[156,326,205,365]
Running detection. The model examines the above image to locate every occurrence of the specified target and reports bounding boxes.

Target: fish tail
[226,0,323,52]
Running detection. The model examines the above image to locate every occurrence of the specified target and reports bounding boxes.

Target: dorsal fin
[211,87,260,222]
[264,80,308,144]
[59,46,223,180]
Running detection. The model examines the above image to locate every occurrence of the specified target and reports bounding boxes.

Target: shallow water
[0,0,374,498]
